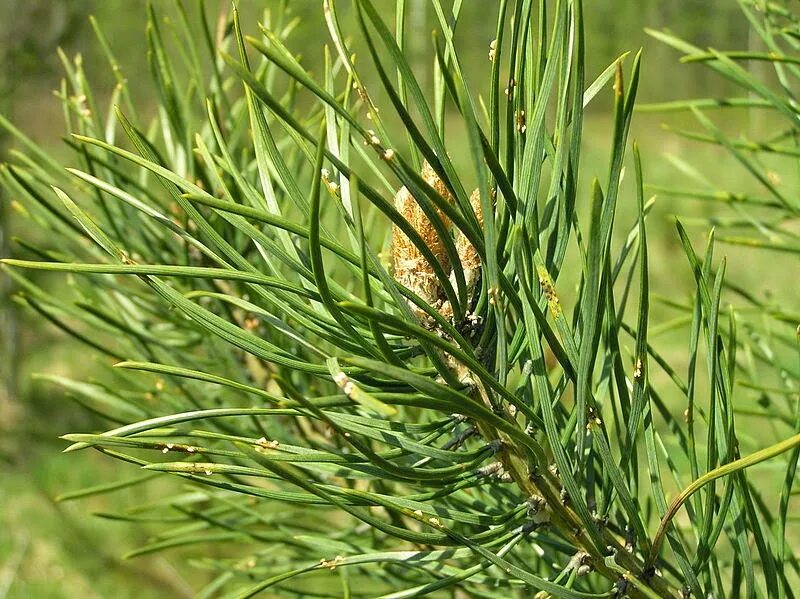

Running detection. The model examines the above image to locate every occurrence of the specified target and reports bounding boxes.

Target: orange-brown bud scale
[391,163,486,325]
[457,189,483,277]
[392,161,455,321]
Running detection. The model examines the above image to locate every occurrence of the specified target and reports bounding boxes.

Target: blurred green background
[0,1,781,597]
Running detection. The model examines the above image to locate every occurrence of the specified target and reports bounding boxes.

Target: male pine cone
[391,161,483,324]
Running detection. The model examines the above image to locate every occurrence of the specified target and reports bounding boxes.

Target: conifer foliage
[2,1,799,597]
